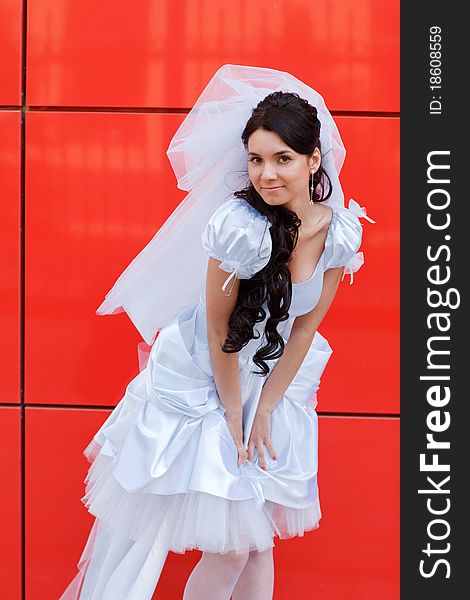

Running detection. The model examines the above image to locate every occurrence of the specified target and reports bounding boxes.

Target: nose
[260,162,278,183]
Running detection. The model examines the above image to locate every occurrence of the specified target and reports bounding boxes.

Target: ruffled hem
[59,438,321,598]
[82,438,321,556]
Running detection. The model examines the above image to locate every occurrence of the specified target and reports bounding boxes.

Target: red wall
[0,1,399,598]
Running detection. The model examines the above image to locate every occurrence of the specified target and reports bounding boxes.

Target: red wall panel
[0,0,22,105]
[320,116,400,414]
[274,416,400,599]
[25,111,186,406]
[25,113,397,415]
[0,111,21,404]
[25,408,109,599]
[25,409,398,599]
[26,0,399,112]
[0,407,22,600]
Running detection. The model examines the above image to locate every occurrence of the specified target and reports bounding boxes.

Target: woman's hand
[225,410,248,467]
[247,408,276,470]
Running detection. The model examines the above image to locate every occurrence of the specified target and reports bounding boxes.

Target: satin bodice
[289,253,326,317]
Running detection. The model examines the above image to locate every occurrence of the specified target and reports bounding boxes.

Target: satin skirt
[59,302,333,599]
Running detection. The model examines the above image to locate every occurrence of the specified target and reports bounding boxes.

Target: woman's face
[247,129,321,207]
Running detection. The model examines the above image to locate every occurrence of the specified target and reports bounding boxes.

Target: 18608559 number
[429,25,442,91]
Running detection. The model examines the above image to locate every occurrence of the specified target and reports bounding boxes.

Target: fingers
[257,445,267,470]
[265,439,277,461]
[246,438,276,469]
[247,440,255,463]
[237,445,248,467]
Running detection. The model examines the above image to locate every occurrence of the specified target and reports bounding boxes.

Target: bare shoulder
[316,202,334,227]
[302,203,333,238]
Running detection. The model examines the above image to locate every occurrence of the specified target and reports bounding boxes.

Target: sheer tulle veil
[95,64,348,346]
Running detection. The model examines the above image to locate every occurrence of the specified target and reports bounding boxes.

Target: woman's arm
[205,257,242,416]
[256,266,344,416]
[205,257,248,466]
[247,267,344,468]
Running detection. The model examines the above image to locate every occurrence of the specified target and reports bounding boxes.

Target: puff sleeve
[324,198,376,284]
[201,197,273,293]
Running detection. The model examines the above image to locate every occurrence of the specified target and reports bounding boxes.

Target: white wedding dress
[60,195,365,599]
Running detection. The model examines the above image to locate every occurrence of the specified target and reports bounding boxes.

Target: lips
[262,186,284,190]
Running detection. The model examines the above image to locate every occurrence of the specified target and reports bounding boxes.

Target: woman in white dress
[60,65,374,599]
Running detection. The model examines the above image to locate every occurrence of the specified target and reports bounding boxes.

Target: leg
[231,547,274,600]
[183,550,250,600]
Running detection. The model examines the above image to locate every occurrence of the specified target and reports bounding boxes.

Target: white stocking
[231,548,274,600]
[183,550,250,600]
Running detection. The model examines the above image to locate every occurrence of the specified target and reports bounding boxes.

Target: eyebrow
[247,150,294,157]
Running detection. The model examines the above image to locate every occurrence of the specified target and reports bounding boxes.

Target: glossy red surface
[320,116,400,414]
[0,408,22,599]
[25,409,399,599]
[26,0,399,112]
[0,111,21,404]
[273,416,400,599]
[25,113,398,415]
[6,1,400,596]
[25,408,109,599]
[0,0,22,105]
[25,112,186,406]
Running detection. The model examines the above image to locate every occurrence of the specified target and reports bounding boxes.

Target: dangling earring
[309,169,315,205]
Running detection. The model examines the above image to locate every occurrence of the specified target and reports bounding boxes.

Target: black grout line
[0,104,400,118]
[25,105,192,113]
[1,402,400,419]
[319,411,399,419]
[20,2,27,598]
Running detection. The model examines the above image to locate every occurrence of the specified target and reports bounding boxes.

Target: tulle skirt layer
[58,438,321,599]
[82,438,321,557]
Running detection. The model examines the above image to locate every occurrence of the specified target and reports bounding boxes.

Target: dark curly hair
[221,91,333,376]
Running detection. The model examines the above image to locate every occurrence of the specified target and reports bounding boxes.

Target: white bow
[341,251,365,285]
[341,198,376,284]
[348,197,376,223]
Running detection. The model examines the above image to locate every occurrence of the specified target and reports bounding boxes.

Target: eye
[248,155,291,164]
